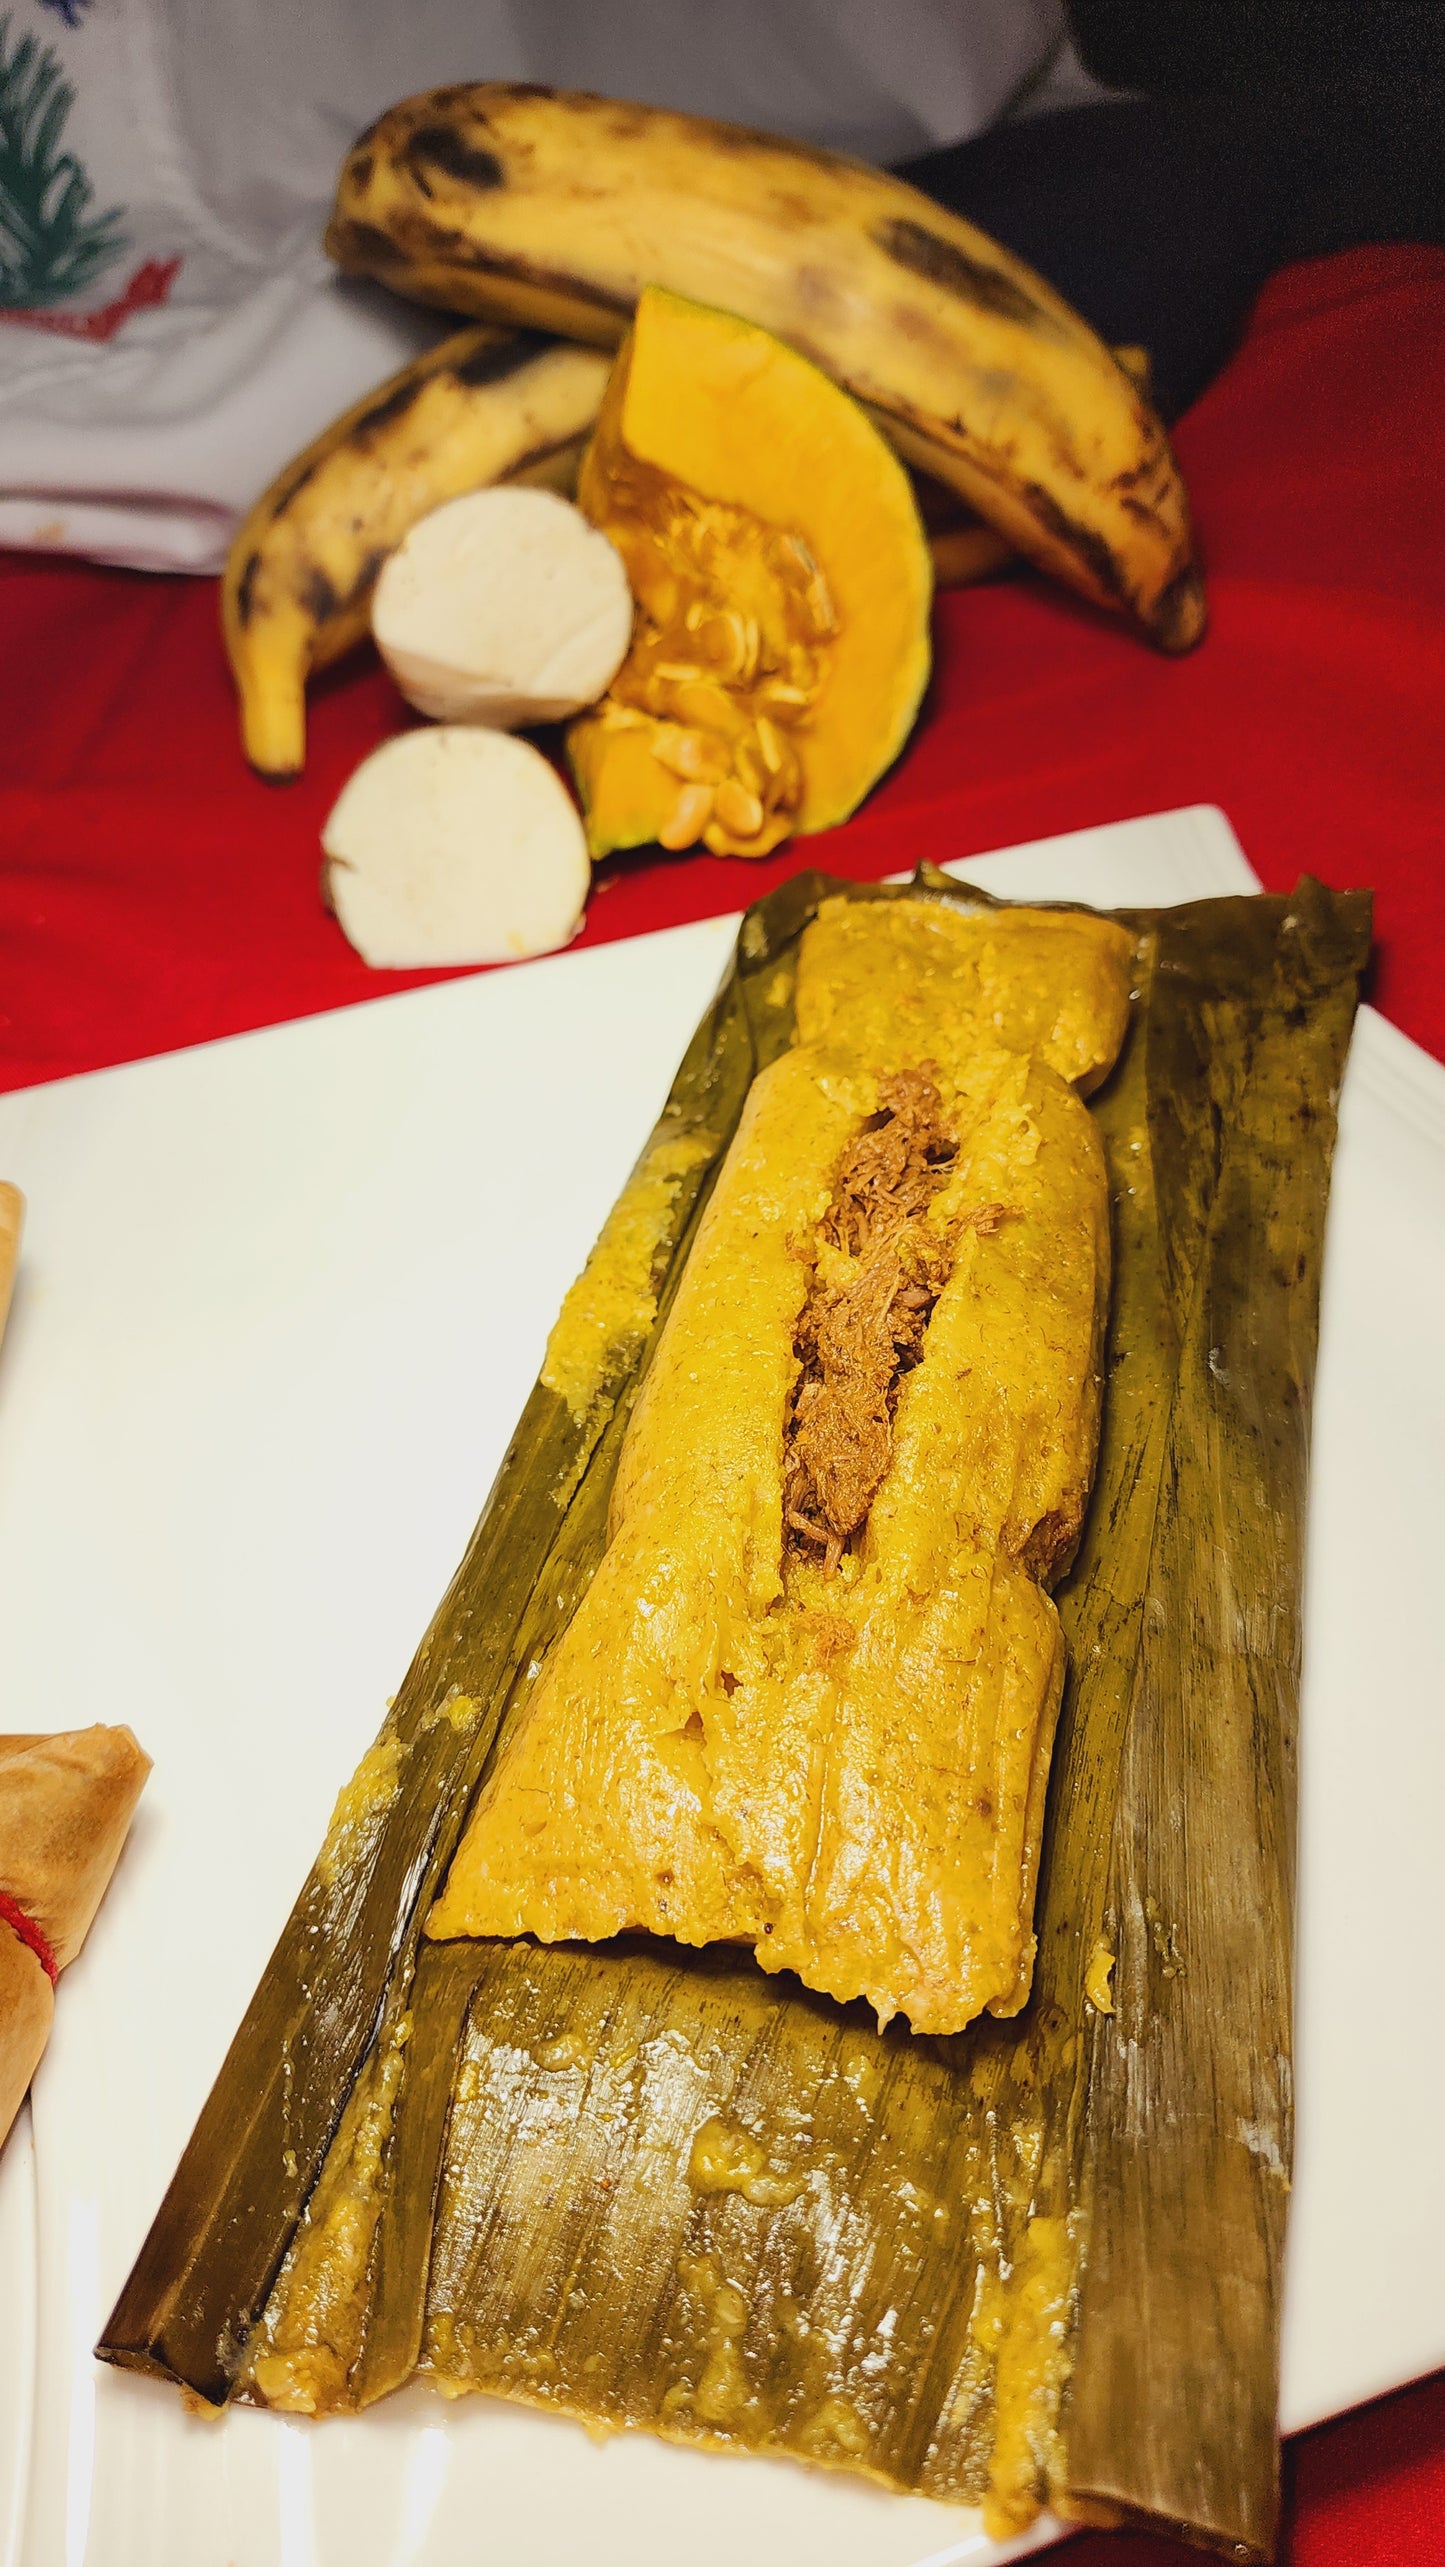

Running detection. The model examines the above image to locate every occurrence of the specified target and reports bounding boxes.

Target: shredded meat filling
[783,1067,1002,1573]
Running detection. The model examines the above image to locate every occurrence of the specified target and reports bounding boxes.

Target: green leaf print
[0,14,127,307]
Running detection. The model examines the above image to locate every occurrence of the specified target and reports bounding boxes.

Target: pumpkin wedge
[568,287,932,859]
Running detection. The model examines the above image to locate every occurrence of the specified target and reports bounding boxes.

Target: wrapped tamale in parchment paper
[1,1191,153,2145]
[1,1727,152,2148]
[100,869,1370,2562]
[0,1183,21,1343]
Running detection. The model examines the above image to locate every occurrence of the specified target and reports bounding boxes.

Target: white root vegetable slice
[321,727,590,970]
[372,486,633,728]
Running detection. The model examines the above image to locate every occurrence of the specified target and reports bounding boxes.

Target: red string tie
[0,1887,58,1983]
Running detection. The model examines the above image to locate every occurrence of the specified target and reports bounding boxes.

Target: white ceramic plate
[1,806,1441,2567]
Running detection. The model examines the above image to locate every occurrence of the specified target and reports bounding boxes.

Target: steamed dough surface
[428,898,1132,2032]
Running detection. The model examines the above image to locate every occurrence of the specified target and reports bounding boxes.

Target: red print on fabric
[0,254,181,340]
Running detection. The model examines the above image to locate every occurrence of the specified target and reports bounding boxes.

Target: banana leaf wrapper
[99,868,1370,2562]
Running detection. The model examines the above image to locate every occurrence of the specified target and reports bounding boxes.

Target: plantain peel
[427,898,1134,2032]
[223,323,609,778]
[328,84,1205,649]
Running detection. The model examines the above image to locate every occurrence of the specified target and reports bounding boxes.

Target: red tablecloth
[2,242,1443,2563]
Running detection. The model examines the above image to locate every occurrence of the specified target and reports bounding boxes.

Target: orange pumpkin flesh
[568,288,933,860]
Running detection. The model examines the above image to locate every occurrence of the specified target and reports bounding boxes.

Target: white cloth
[0,0,1070,572]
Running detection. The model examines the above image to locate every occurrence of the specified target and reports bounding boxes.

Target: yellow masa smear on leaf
[983,2215,1076,2540]
[1084,1939,1116,2015]
[247,2014,413,2414]
[796,2394,873,2462]
[315,1738,402,1891]
[422,1687,483,1735]
[542,1125,717,1423]
[666,2253,756,2431]
[687,2113,804,2207]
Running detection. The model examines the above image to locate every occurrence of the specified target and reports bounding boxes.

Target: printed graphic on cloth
[0,0,1068,568]
[0,11,180,339]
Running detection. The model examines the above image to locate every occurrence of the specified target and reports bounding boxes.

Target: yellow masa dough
[428,897,1134,2032]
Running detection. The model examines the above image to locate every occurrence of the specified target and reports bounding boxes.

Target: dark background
[899,0,1445,418]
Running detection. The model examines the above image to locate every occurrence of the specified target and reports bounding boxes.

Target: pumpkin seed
[669,677,744,737]
[657,782,715,849]
[757,683,810,725]
[713,778,766,839]
[652,727,728,785]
